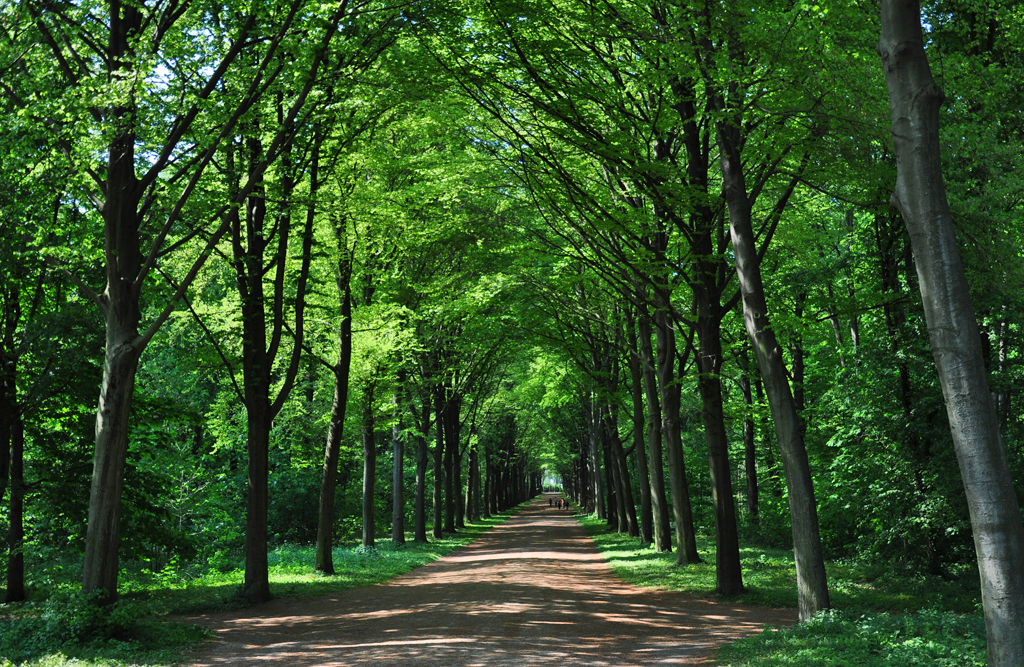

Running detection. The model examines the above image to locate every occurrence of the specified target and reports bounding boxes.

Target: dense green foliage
[1,0,1023,663]
[580,515,988,665]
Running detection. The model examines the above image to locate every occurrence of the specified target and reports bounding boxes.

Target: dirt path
[185,496,795,665]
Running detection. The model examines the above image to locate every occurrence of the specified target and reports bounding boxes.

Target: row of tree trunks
[484,439,536,512]
[603,399,638,537]
[588,399,606,520]
[652,283,702,566]
[635,292,672,552]
[72,0,347,602]
[626,315,654,544]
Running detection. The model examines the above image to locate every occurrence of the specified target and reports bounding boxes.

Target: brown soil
[184,496,795,666]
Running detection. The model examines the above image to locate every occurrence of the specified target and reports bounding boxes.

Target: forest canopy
[1,0,1023,664]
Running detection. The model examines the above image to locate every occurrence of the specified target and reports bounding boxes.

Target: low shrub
[0,592,139,663]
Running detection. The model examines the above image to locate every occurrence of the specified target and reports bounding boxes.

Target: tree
[879,1,1024,662]
[18,0,369,602]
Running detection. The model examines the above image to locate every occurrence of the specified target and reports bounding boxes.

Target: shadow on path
[186,495,795,666]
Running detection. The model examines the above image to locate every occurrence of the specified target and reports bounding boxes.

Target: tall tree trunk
[414,401,429,542]
[879,3,1024,660]
[81,0,145,603]
[83,313,143,602]
[695,312,743,594]
[391,380,405,545]
[468,442,480,522]
[653,303,701,565]
[443,390,458,533]
[579,432,591,512]
[840,212,861,351]
[627,314,653,544]
[500,467,510,510]
[754,377,780,495]
[636,299,671,552]
[455,443,465,529]
[482,453,492,519]
[589,397,606,520]
[995,319,1011,432]
[606,407,639,537]
[0,281,15,512]
[361,386,376,548]
[237,131,314,601]
[738,349,759,519]
[432,385,444,539]
[602,405,620,531]
[5,411,24,602]
[718,118,829,621]
[314,257,352,573]
[243,393,272,601]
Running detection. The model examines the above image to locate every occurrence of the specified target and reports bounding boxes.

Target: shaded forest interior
[1,0,1024,665]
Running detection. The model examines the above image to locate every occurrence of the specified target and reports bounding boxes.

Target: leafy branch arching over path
[185,496,794,665]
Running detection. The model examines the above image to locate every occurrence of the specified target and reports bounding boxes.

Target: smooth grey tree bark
[879,2,1024,662]
[717,123,829,621]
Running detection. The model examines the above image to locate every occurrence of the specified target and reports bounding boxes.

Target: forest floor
[182,495,795,666]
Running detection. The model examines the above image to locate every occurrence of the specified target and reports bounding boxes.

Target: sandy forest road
[185,496,795,666]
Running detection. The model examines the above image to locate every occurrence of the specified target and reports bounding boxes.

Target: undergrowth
[0,510,519,667]
[576,514,986,666]
[717,608,986,667]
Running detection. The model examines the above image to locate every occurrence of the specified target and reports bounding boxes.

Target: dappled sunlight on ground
[186,496,794,666]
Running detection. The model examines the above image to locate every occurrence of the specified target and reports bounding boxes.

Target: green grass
[576,514,987,666]
[717,608,986,667]
[0,509,521,667]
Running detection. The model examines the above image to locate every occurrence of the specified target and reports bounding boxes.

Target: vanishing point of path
[186,496,796,666]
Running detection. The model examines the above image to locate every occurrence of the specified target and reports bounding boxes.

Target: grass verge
[1,508,521,667]
[576,513,986,666]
